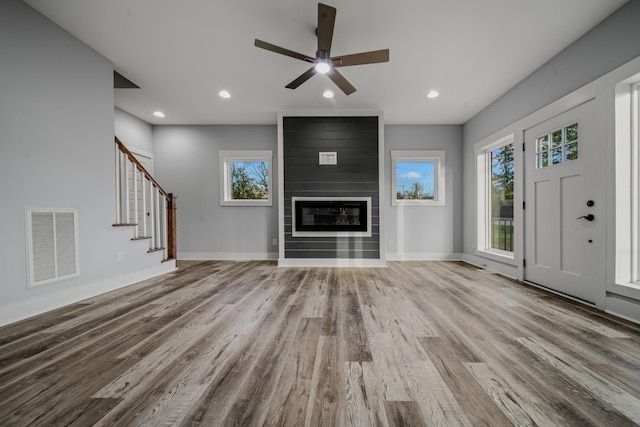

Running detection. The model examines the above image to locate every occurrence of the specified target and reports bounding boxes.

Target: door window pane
[535,123,579,168]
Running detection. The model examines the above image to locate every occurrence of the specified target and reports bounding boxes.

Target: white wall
[152,125,279,259]
[114,107,153,154]
[460,0,640,321]
[0,0,173,326]
[463,0,640,261]
[384,125,463,260]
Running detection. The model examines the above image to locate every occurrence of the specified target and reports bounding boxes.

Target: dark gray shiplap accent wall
[283,116,379,259]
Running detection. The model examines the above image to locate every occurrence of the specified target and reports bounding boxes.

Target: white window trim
[390,150,445,206]
[219,150,273,206]
[475,134,516,263]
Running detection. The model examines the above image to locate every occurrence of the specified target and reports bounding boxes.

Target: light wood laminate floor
[1,260,639,426]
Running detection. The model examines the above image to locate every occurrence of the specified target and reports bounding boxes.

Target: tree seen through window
[230,161,269,200]
[490,144,514,252]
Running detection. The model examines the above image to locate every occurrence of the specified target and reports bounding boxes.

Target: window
[615,80,640,287]
[391,150,445,206]
[476,135,515,260]
[490,144,515,252]
[535,123,579,168]
[219,150,272,206]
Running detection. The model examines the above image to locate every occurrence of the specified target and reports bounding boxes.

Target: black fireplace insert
[294,199,368,233]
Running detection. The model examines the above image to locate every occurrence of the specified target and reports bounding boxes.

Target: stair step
[161,257,176,263]
[132,236,152,241]
[148,247,165,253]
[113,223,137,227]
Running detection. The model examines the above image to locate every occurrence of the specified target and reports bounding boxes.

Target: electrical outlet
[272,238,278,246]
[117,251,124,263]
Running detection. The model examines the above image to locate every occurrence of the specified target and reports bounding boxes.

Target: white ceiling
[23,0,628,125]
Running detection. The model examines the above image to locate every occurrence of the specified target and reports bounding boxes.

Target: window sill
[392,200,445,207]
[475,248,517,266]
[220,200,272,207]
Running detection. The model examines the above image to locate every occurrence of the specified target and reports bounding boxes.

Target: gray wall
[114,107,153,154]
[462,0,640,258]
[152,125,278,259]
[283,116,380,259]
[385,125,463,258]
[0,0,167,326]
[152,121,463,261]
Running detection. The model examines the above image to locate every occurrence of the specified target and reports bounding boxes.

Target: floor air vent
[25,209,79,287]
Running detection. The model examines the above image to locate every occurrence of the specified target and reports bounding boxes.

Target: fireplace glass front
[293,198,369,234]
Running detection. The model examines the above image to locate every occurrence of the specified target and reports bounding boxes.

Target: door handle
[576,214,595,221]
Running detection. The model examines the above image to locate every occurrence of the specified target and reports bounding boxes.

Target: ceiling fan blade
[317,3,336,56]
[332,49,390,67]
[285,67,318,89]
[254,39,314,62]
[327,68,356,95]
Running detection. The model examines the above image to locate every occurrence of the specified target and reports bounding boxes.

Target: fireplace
[292,197,372,237]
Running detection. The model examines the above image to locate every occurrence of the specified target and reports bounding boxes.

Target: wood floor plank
[1,260,639,426]
[347,361,389,427]
[384,400,425,427]
[306,335,346,427]
[464,362,553,426]
[420,336,514,427]
[518,336,640,424]
[263,318,322,426]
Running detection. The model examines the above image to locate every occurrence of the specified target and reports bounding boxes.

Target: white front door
[524,100,603,304]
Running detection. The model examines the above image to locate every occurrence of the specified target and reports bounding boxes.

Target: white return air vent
[25,208,79,287]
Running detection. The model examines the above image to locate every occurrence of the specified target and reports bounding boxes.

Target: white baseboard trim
[278,258,387,268]
[179,252,278,261]
[462,253,519,280]
[606,294,640,325]
[0,260,177,327]
[386,252,462,261]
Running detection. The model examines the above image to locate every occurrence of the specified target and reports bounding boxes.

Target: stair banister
[114,137,176,261]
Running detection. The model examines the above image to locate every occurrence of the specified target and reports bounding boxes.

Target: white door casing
[524,100,604,304]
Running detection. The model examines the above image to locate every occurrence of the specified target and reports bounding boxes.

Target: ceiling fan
[254,3,389,95]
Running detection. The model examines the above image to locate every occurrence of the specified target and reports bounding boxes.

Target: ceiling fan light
[323,90,334,98]
[315,61,331,74]
[219,90,231,99]
[153,111,165,118]
[427,90,440,99]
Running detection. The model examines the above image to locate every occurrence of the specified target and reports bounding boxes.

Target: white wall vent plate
[25,208,79,287]
[319,152,337,165]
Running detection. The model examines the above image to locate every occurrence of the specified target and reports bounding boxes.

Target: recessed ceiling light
[427,90,440,99]
[153,111,165,118]
[219,90,231,99]
[323,90,334,99]
[315,61,331,74]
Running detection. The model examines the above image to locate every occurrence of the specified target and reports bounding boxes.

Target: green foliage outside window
[491,144,514,252]
[230,161,268,200]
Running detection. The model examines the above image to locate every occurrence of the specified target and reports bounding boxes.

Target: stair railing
[114,137,176,260]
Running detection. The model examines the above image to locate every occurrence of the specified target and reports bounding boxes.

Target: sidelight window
[476,134,515,260]
[490,144,515,252]
[615,80,640,287]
